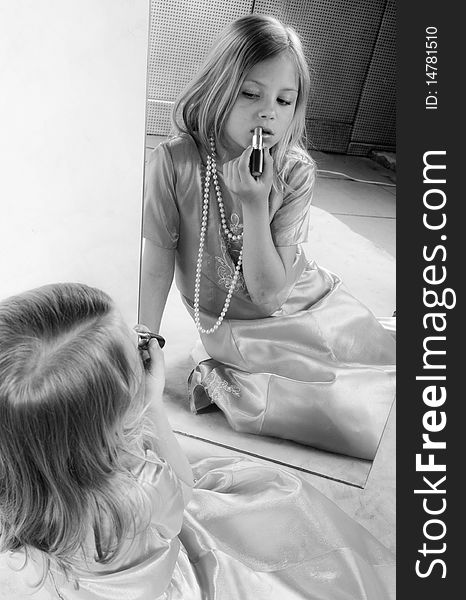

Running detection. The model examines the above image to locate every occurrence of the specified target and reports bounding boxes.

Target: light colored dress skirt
[13,454,395,599]
[187,260,396,461]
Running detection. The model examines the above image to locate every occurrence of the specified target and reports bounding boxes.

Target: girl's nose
[258,99,276,119]
[259,111,275,120]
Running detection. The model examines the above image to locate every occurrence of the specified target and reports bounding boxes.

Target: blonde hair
[173,14,315,191]
[0,283,153,572]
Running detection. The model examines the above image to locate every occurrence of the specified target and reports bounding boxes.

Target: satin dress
[143,134,396,460]
[13,451,395,599]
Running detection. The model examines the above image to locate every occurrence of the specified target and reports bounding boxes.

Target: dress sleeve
[270,160,315,247]
[143,142,180,249]
[136,451,192,540]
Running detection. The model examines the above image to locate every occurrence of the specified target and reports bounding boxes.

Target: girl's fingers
[146,338,165,380]
[261,145,273,176]
[224,160,233,181]
[263,145,273,165]
[224,157,242,188]
[134,323,150,334]
[224,147,252,180]
[237,145,253,179]
[144,342,165,400]
[223,145,273,195]
[224,159,236,182]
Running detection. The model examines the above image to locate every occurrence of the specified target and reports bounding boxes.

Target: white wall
[0,0,150,325]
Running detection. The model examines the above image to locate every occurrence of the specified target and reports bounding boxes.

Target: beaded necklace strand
[193,137,243,334]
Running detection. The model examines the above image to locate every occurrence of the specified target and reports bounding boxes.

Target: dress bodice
[143,134,315,319]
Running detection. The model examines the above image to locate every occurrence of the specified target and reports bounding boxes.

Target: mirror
[0,0,150,325]
[140,1,396,488]
[0,0,395,489]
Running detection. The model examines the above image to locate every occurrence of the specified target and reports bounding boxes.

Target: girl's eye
[277,98,293,106]
[242,91,259,99]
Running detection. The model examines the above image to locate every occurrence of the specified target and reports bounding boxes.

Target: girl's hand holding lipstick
[223,144,273,206]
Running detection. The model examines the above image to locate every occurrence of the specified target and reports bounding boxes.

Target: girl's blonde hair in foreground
[0,283,152,573]
[173,14,315,191]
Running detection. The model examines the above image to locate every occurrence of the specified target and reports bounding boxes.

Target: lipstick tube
[249,126,264,177]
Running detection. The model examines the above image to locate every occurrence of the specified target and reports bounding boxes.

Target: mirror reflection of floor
[147,135,396,551]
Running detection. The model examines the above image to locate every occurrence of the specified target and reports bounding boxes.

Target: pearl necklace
[193,137,243,334]
[208,136,244,242]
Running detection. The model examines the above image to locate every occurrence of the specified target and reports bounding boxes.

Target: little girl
[140,14,396,460]
[0,282,395,598]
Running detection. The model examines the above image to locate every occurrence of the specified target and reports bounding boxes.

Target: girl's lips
[250,128,274,136]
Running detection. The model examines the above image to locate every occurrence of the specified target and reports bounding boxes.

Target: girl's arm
[242,199,296,310]
[224,148,297,311]
[139,239,175,333]
[144,338,193,487]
